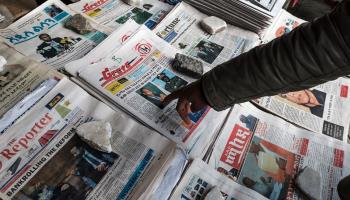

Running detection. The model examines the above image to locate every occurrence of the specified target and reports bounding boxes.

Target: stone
[295,167,322,200]
[64,14,94,35]
[201,16,227,35]
[203,186,224,200]
[76,121,113,153]
[0,56,7,72]
[172,53,204,79]
[123,0,142,6]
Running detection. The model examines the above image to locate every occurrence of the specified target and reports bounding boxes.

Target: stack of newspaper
[183,0,286,33]
[0,42,187,199]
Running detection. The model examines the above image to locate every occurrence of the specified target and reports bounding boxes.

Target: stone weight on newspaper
[64,14,94,35]
[173,53,203,79]
[295,167,322,200]
[76,121,113,153]
[201,16,227,35]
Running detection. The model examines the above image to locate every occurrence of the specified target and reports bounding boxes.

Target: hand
[163,80,208,125]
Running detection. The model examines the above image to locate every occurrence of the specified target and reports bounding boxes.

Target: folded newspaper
[254,77,350,142]
[65,19,141,76]
[0,43,62,118]
[0,77,180,200]
[207,103,350,200]
[170,159,267,200]
[261,9,306,43]
[68,0,174,30]
[0,0,110,70]
[77,25,229,158]
[183,0,286,33]
[153,2,261,70]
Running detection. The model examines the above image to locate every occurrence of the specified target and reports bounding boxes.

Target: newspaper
[68,0,173,30]
[0,0,109,70]
[0,78,59,135]
[153,2,260,70]
[0,77,177,200]
[65,19,141,76]
[208,103,350,200]
[78,25,229,158]
[170,159,267,200]
[0,42,62,117]
[254,77,350,141]
[262,9,306,43]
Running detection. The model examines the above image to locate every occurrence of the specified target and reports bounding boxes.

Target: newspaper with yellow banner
[78,25,229,158]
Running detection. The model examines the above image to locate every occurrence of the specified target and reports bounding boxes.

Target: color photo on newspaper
[0,0,108,70]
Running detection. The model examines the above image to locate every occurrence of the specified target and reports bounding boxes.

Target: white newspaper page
[170,159,267,200]
[68,0,173,30]
[65,20,141,76]
[208,103,350,200]
[153,2,260,70]
[255,77,350,141]
[0,77,176,200]
[262,9,306,43]
[0,43,62,117]
[79,26,229,158]
[0,0,109,70]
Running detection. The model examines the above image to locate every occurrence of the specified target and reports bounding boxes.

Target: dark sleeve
[201,1,350,111]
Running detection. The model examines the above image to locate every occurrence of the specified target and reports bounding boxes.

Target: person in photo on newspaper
[279,89,326,117]
[163,1,350,199]
[36,33,81,59]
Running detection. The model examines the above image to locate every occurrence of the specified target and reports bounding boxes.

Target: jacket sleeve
[201,1,350,111]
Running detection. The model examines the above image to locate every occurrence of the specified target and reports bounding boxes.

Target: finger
[163,89,184,105]
[176,98,191,125]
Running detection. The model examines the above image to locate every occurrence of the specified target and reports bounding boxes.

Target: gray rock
[76,121,112,153]
[201,16,227,35]
[295,167,322,200]
[173,53,204,79]
[64,14,94,35]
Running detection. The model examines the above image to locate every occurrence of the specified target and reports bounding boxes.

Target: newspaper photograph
[0,0,109,70]
[68,0,173,30]
[78,26,229,158]
[153,2,260,70]
[208,103,350,200]
[254,77,350,141]
[0,77,177,200]
[170,159,267,200]
[64,19,141,76]
[262,9,306,43]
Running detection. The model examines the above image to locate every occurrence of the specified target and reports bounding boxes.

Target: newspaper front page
[255,77,350,141]
[0,0,109,70]
[170,159,267,200]
[208,103,350,200]
[0,77,177,200]
[65,19,141,76]
[262,9,306,43]
[78,26,229,158]
[153,2,260,70]
[68,0,173,30]
[0,43,62,119]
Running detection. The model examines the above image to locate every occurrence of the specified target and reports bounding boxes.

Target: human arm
[164,2,350,117]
